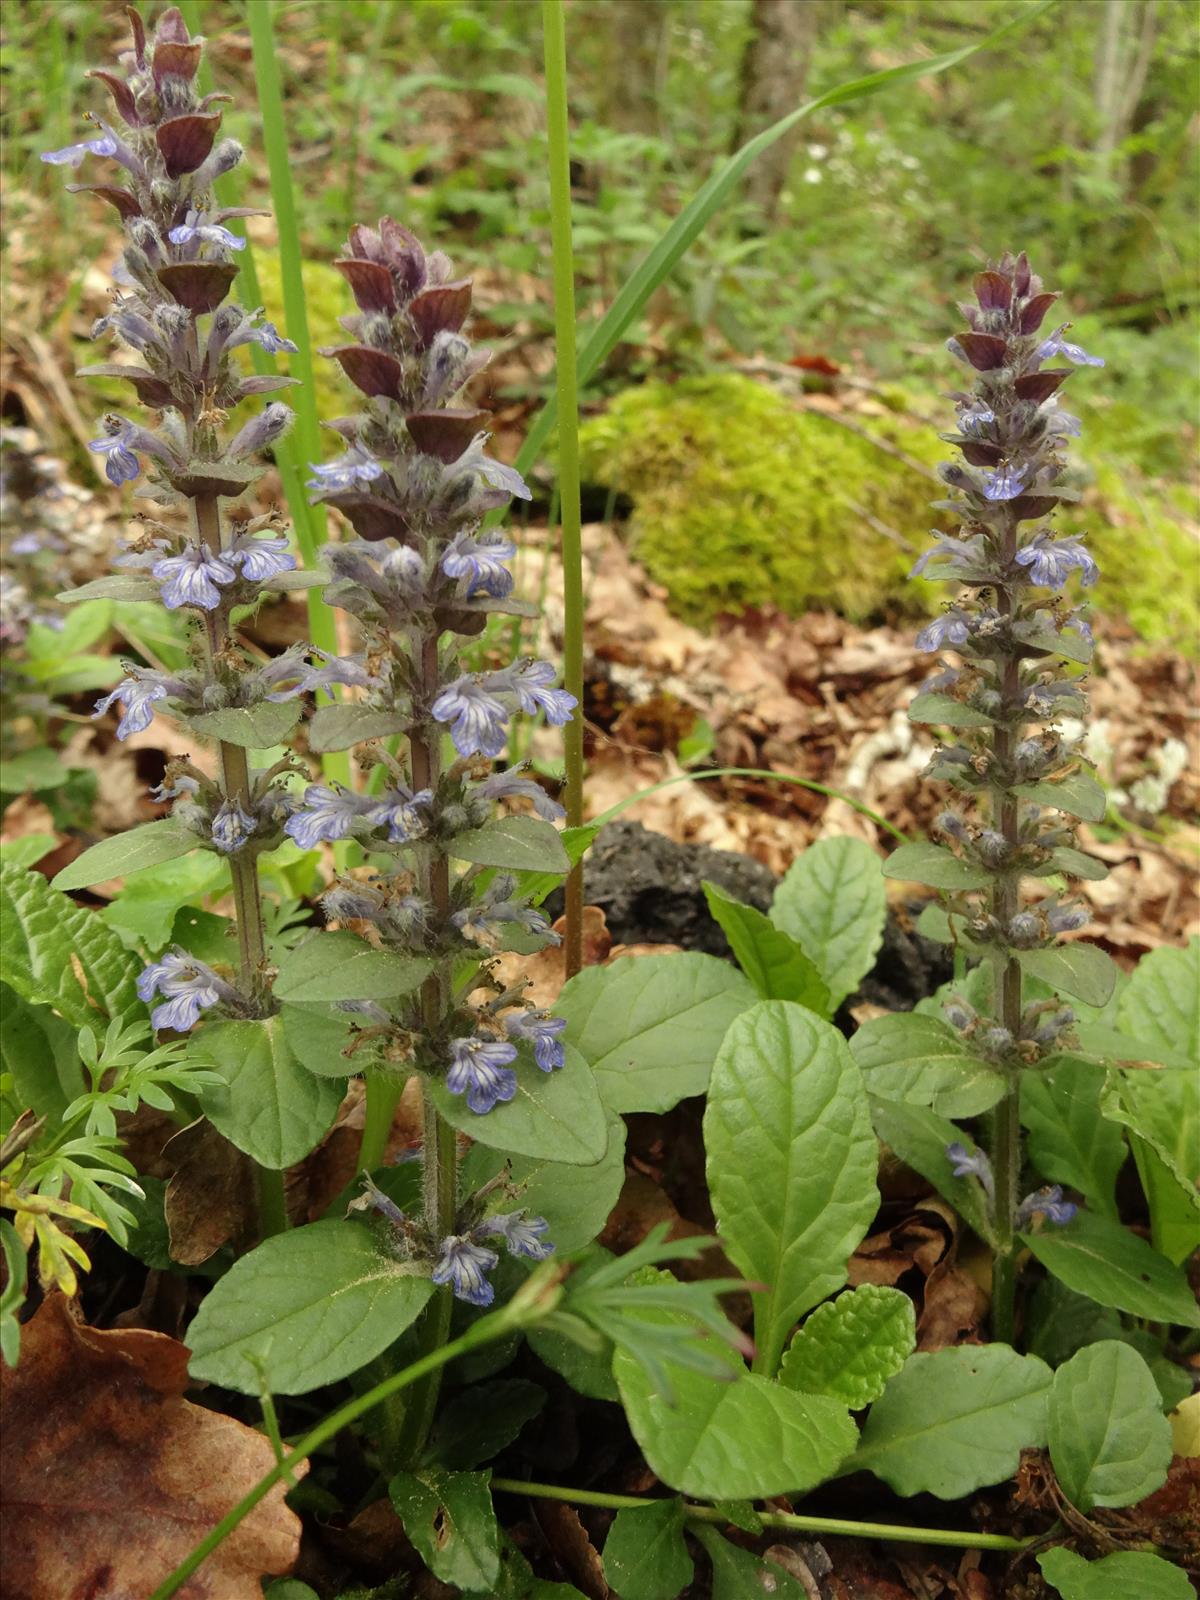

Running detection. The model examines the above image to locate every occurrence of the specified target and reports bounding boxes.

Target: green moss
[251,253,354,421]
[579,374,1197,653]
[578,374,946,626]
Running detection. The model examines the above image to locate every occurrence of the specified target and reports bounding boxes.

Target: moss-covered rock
[578,373,1197,653]
[577,374,946,625]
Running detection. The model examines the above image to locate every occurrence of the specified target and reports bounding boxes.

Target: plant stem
[149,1281,555,1600]
[988,509,1025,1344]
[489,1479,1033,1553]
[359,1075,403,1173]
[542,0,585,979]
[256,1165,288,1239]
[192,494,269,1001]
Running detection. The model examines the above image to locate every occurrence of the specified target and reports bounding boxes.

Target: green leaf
[906,692,994,728]
[461,1112,626,1254]
[884,841,993,892]
[1015,771,1107,823]
[451,816,569,873]
[51,820,197,892]
[613,1315,856,1499]
[507,822,599,908]
[769,837,886,1010]
[1038,1548,1194,1600]
[527,1320,620,1403]
[273,929,432,1002]
[431,1042,609,1165]
[308,703,409,752]
[780,1285,915,1409]
[191,1016,341,1169]
[426,1379,546,1471]
[1022,1066,1126,1217]
[189,700,301,748]
[279,1002,361,1077]
[112,598,191,673]
[1024,1277,1122,1369]
[101,850,230,952]
[0,749,77,794]
[853,1346,1053,1497]
[1021,1211,1200,1327]
[1117,940,1199,1061]
[0,861,144,1025]
[187,1220,434,1394]
[692,1526,812,1600]
[851,1013,1005,1118]
[58,574,160,603]
[868,1099,995,1242]
[704,1002,879,1377]
[702,881,831,1015]
[0,833,57,870]
[1041,846,1109,882]
[601,1498,693,1600]
[1048,1341,1172,1511]
[389,1468,499,1593]
[1,1218,28,1367]
[1019,943,1118,1009]
[555,953,755,1114]
[0,984,84,1121]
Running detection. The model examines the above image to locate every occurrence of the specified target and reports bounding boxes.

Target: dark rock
[545,819,777,959]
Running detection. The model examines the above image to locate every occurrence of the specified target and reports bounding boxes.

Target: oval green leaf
[274,930,432,1003]
[193,1015,342,1169]
[769,837,886,1010]
[51,820,198,892]
[1048,1341,1172,1511]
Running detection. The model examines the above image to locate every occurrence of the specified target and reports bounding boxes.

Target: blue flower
[504,1010,567,1072]
[284,784,375,849]
[982,463,1029,502]
[210,800,257,855]
[306,447,383,494]
[151,775,201,802]
[441,530,516,598]
[359,1174,407,1227]
[432,1235,498,1307]
[483,1211,555,1261]
[946,1141,995,1202]
[432,676,510,758]
[450,432,532,507]
[909,535,978,579]
[364,786,433,843]
[915,612,970,653]
[1016,1186,1077,1228]
[477,766,565,822]
[1066,610,1093,648]
[227,531,297,583]
[497,660,577,725]
[137,951,227,1033]
[88,421,141,486]
[41,135,117,167]
[445,1036,519,1115]
[94,670,181,740]
[1036,326,1103,367]
[958,400,995,435]
[451,876,558,948]
[1043,406,1082,439]
[167,210,247,252]
[152,544,238,610]
[248,321,296,354]
[1014,533,1097,590]
[265,651,379,702]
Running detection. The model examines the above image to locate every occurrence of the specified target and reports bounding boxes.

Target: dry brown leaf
[0,1293,303,1600]
[163,1118,257,1265]
[530,1498,608,1600]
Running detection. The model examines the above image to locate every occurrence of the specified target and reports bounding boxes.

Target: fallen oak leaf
[0,1293,303,1600]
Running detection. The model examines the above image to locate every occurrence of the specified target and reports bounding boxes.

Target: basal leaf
[704,1001,879,1376]
[692,1526,812,1600]
[555,953,755,1114]
[192,1015,341,1169]
[1048,1342,1172,1511]
[1038,1547,1194,1600]
[426,1379,546,1471]
[702,881,831,1016]
[51,820,197,892]
[780,1285,915,1410]
[273,930,432,1003]
[1020,1211,1200,1327]
[853,1345,1052,1497]
[1024,1277,1121,1370]
[769,838,886,1009]
[187,1220,434,1394]
[389,1468,499,1593]
[430,1042,609,1165]
[851,1012,1005,1118]
[601,1498,693,1600]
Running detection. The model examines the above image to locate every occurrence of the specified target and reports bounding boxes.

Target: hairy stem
[543,0,586,978]
[988,510,1024,1343]
[192,494,269,1001]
